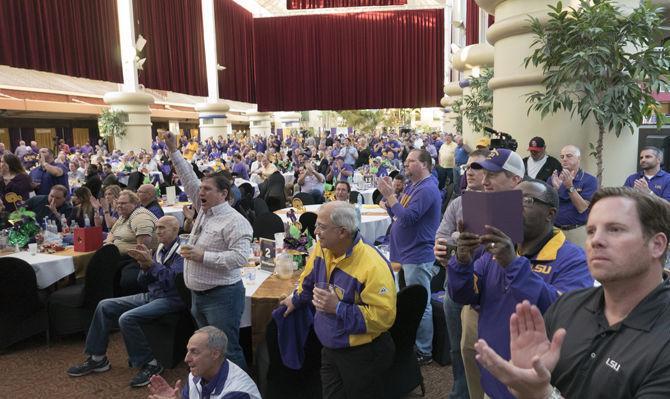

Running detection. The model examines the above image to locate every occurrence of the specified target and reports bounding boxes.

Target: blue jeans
[85,293,182,368]
[401,262,438,357]
[190,280,246,369]
[444,294,469,398]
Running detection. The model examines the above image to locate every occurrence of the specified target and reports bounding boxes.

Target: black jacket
[523,155,562,182]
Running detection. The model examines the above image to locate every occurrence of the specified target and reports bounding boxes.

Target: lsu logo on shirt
[532,264,552,274]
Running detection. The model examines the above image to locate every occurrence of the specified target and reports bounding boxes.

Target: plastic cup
[28,243,38,256]
[179,234,193,248]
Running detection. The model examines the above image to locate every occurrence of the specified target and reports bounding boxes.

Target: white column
[201,0,220,103]
[117,0,140,92]
[104,0,154,152]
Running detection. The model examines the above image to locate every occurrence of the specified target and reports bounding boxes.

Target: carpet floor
[0,332,453,398]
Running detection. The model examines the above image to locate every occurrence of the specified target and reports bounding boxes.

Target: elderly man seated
[137,183,164,219]
[67,216,184,388]
[105,189,158,295]
[147,326,261,399]
[280,201,397,399]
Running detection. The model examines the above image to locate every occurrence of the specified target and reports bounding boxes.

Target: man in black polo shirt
[474,187,670,399]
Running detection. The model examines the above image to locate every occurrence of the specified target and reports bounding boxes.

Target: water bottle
[355,194,362,226]
[84,214,91,227]
[61,215,69,234]
[70,220,77,233]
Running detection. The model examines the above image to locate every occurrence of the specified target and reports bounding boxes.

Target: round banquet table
[275,203,391,243]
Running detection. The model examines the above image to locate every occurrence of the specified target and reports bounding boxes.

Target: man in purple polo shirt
[446,179,593,399]
[378,148,441,365]
[624,146,670,201]
[550,145,598,249]
[231,153,250,180]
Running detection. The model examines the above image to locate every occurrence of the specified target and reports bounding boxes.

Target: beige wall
[480,0,639,185]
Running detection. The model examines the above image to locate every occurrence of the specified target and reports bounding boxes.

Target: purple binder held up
[461,190,524,243]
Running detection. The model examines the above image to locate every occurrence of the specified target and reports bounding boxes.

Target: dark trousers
[118,255,144,296]
[321,332,394,399]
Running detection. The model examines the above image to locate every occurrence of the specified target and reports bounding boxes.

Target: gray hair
[641,146,663,162]
[195,326,228,357]
[563,145,581,158]
[329,201,359,235]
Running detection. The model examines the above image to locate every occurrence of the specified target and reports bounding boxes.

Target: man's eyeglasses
[315,223,342,233]
[522,195,554,207]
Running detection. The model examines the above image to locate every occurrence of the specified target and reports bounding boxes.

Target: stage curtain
[133,0,207,96]
[214,0,256,103]
[254,9,444,112]
[0,0,122,82]
[465,0,479,45]
[287,0,406,10]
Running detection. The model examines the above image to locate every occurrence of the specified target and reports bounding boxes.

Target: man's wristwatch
[546,385,563,399]
[567,186,576,193]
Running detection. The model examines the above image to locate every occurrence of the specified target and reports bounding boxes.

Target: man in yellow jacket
[281,201,397,399]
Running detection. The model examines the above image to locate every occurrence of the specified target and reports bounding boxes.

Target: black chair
[0,258,49,350]
[253,213,286,240]
[262,172,287,212]
[382,284,427,398]
[139,274,196,368]
[293,192,315,205]
[257,318,323,399]
[253,197,270,215]
[48,245,122,336]
[298,212,317,238]
[372,189,383,204]
[349,191,363,204]
[126,171,145,191]
[239,183,255,201]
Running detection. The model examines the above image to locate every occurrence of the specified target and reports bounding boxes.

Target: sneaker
[416,353,433,366]
[67,356,111,377]
[130,363,164,388]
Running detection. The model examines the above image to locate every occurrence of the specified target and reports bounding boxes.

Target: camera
[484,127,518,151]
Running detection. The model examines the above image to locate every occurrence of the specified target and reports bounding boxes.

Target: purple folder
[461,190,524,243]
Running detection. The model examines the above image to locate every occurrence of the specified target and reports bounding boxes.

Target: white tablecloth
[353,187,376,204]
[163,204,187,226]
[241,268,271,328]
[282,172,295,186]
[275,204,391,244]
[3,251,75,289]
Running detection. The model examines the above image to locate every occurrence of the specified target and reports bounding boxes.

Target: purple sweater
[387,175,441,264]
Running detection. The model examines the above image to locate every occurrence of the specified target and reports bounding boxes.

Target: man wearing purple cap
[523,136,562,181]
[444,154,593,399]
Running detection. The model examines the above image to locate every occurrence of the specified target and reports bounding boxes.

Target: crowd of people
[4,126,670,399]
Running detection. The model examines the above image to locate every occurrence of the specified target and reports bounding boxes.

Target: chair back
[127,172,144,191]
[293,192,315,205]
[0,257,42,320]
[253,197,270,215]
[390,285,428,350]
[298,212,318,238]
[175,273,191,310]
[372,189,383,204]
[253,213,286,240]
[239,183,255,200]
[82,245,122,309]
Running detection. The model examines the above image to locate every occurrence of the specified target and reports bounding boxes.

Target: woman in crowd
[98,184,121,231]
[0,153,32,210]
[69,186,102,227]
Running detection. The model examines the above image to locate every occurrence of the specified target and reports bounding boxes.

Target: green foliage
[98,109,128,139]
[524,0,670,181]
[338,109,384,132]
[462,68,494,134]
[451,97,464,135]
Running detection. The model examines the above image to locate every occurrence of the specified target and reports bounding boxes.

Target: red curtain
[287,0,406,10]
[215,0,256,103]
[133,0,207,96]
[254,10,444,112]
[0,0,122,82]
[465,0,479,45]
